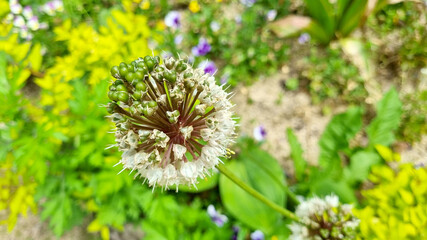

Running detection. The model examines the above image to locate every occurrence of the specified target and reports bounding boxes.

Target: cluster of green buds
[106,55,235,189]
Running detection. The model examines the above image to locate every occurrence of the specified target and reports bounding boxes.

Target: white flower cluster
[289,195,360,240]
[107,56,235,190]
[4,0,63,40]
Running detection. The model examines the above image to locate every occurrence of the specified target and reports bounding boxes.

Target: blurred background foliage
[0,0,426,239]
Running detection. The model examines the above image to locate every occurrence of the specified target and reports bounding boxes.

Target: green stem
[216,163,300,222]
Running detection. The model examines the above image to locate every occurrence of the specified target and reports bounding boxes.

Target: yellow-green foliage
[0,11,43,230]
[0,155,37,231]
[35,9,154,127]
[355,162,427,240]
[1,6,158,238]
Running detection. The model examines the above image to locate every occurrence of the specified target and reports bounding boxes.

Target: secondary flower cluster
[289,195,360,240]
[106,55,235,189]
[5,0,63,40]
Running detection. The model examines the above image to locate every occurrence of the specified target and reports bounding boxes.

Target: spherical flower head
[289,195,360,240]
[164,11,181,29]
[106,55,236,190]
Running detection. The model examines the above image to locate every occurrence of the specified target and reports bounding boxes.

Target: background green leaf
[367,88,402,147]
[219,139,286,234]
[318,107,363,175]
[286,128,307,181]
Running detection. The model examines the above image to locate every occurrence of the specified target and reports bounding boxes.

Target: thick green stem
[216,163,300,222]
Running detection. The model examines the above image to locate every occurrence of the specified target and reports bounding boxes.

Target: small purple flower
[22,6,33,19]
[174,34,183,45]
[10,3,22,14]
[266,10,277,21]
[235,15,242,24]
[191,38,211,56]
[250,230,264,240]
[207,205,228,227]
[232,226,240,240]
[165,11,181,29]
[13,15,25,28]
[42,1,56,16]
[52,0,63,11]
[27,16,40,31]
[241,0,256,7]
[161,52,173,59]
[199,60,217,75]
[298,33,310,44]
[253,125,267,141]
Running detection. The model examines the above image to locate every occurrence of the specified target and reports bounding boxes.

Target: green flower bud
[144,56,155,71]
[135,70,144,80]
[167,110,180,123]
[125,72,136,82]
[148,101,157,108]
[164,70,177,83]
[111,66,120,78]
[154,56,160,64]
[109,85,116,91]
[175,61,187,73]
[137,61,146,69]
[164,58,175,70]
[114,80,124,85]
[116,84,127,92]
[130,105,139,115]
[119,62,127,68]
[106,102,117,113]
[184,72,193,79]
[118,92,129,102]
[135,82,147,91]
[133,91,142,100]
[108,91,119,101]
[119,67,128,77]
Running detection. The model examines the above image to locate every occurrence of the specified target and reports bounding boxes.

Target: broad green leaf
[338,0,368,36]
[306,20,332,44]
[319,107,363,175]
[219,139,286,233]
[303,0,335,39]
[220,161,283,234]
[336,0,352,21]
[346,151,381,183]
[367,88,402,147]
[286,128,307,181]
